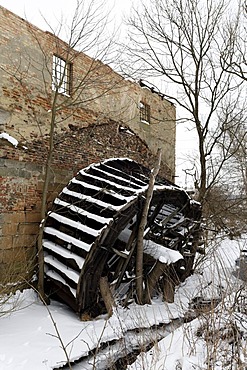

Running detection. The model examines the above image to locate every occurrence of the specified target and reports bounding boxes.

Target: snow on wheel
[42,158,201,318]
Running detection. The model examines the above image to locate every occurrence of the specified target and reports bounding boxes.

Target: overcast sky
[0,0,130,29]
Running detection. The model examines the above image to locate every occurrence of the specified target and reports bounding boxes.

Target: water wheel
[42,158,201,317]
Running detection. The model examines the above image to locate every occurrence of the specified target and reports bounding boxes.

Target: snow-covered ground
[0,235,246,370]
[128,235,247,370]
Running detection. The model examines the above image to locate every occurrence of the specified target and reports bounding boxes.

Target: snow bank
[0,236,245,370]
[0,290,179,370]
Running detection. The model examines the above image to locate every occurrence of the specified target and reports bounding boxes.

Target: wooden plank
[100,276,116,317]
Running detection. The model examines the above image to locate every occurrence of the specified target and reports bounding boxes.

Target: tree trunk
[37,98,57,302]
[136,148,162,304]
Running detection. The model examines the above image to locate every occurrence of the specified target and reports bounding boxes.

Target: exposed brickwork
[0,5,176,173]
[0,121,171,175]
[0,122,171,287]
[0,5,177,288]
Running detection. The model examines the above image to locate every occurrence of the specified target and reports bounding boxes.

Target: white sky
[0,0,133,58]
[0,0,130,30]
[0,0,196,187]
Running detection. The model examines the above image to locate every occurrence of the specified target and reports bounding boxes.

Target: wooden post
[100,276,116,317]
[163,267,175,303]
[145,261,168,304]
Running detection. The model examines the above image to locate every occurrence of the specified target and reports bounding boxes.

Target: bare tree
[0,0,121,300]
[219,107,247,193]
[221,0,247,82]
[214,106,247,234]
[136,148,162,304]
[220,1,247,195]
[123,0,242,205]
[35,1,121,300]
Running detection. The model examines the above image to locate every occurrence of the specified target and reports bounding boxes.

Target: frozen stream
[57,319,182,370]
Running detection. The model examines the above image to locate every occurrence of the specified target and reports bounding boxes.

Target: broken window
[139,101,151,124]
[52,55,72,96]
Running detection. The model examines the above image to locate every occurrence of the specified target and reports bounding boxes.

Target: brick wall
[0,161,44,285]
[0,5,177,288]
[0,121,172,287]
[0,5,176,175]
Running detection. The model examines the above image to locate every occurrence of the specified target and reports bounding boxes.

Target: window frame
[139,101,151,124]
[52,55,72,97]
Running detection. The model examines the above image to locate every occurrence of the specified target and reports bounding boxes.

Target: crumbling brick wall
[0,122,172,287]
[0,4,177,288]
[0,5,176,175]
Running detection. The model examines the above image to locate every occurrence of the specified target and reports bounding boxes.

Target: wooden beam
[100,276,116,317]
[144,261,168,304]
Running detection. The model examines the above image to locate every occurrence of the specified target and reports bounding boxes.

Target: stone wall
[0,160,45,285]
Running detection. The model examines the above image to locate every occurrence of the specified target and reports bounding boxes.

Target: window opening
[139,101,151,124]
[52,55,72,96]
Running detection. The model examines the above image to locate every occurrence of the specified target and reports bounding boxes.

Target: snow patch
[44,227,92,252]
[54,198,112,225]
[144,240,183,264]
[48,212,105,237]
[0,132,18,147]
[44,255,80,284]
[43,240,85,269]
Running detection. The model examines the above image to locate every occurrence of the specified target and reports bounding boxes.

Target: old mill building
[0,6,177,289]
